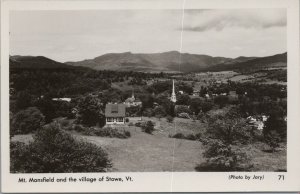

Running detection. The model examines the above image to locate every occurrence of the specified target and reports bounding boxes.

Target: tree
[11,107,45,135]
[76,95,105,127]
[176,94,191,105]
[263,108,287,142]
[153,105,166,119]
[35,95,56,123]
[10,123,112,173]
[15,91,33,111]
[207,112,252,145]
[189,98,203,115]
[214,95,229,108]
[201,100,214,113]
[195,140,253,171]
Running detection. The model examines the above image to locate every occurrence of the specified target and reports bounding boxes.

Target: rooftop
[105,103,126,117]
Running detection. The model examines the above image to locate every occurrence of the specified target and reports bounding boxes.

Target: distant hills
[10,55,83,70]
[65,51,233,72]
[206,52,287,72]
[10,51,287,73]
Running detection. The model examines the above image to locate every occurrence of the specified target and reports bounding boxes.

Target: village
[9,66,287,172]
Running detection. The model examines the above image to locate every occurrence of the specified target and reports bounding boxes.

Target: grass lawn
[72,123,205,172]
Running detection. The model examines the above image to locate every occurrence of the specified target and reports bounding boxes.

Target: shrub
[11,107,45,135]
[195,140,253,171]
[264,130,281,152]
[186,134,197,140]
[58,119,70,128]
[166,115,174,123]
[93,127,131,139]
[71,125,131,139]
[73,124,85,132]
[141,121,155,134]
[10,123,112,173]
[135,122,142,127]
[172,133,185,139]
[171,132,201,141]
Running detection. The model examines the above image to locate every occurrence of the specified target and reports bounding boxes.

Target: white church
[170,79,177,103]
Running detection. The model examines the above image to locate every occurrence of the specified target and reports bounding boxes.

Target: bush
[10,123,112,173]
[172,133,185,139]
[171,132,201,141]
[58,119,70,128]
[135,122,142,127]
[166,115,174,123]
[93,127,131,139]
[264,130,281,152]
[74,124,86,132]
[141,121,155,134]
[70,125,131,139]
[195,140,253,172]
[186,134,197,140]
[11,107,45,135]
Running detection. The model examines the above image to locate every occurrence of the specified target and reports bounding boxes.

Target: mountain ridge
[10,51,287,73]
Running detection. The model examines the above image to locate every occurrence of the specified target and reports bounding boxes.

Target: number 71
[278,175,284,180]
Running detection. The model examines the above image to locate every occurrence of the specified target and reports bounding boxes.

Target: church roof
[105,103,126,117]
[125,97,141,103]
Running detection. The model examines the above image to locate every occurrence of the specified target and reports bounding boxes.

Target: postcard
[1,0,300,192]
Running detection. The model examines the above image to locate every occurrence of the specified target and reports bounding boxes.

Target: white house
[105,103,126,125]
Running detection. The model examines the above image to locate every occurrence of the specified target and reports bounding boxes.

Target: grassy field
[73,124,204,172]
[11,117,286,172]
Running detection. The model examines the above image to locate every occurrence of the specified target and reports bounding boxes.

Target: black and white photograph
[1,0,300,192]
[8,8,288,173]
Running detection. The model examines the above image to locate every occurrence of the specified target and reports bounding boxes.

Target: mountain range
[10,51,287,73]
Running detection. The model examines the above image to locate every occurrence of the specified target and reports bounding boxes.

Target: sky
[10,9,286,62]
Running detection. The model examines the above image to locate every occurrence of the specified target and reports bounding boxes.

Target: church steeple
[131,89,135,100]
[170,79,177,103]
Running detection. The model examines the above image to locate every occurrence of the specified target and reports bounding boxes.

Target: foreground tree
[10,123,112,173]
[207,114,253,145]
[196,140,253,171]
[11,107,45,135]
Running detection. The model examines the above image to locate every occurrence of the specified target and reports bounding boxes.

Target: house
[105,103,126,125]
[124,92,142,107]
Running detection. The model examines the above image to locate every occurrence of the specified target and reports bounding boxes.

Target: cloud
[182,9,286,32]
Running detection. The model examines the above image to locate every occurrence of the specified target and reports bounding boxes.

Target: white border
[1,0,300,192]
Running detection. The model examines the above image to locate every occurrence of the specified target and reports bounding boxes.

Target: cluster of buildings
[105,80,177,125]
[105,91,142,125]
